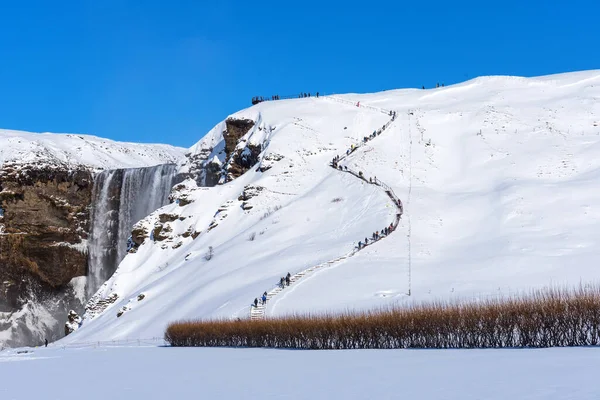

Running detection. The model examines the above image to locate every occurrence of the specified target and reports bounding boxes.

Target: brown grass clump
[165,285,600,349]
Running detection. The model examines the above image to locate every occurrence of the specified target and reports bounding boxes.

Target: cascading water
[86,164,179,298]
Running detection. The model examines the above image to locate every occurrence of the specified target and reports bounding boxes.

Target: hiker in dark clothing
[358,241,362,249]
[280,277,285,288]
[286,275,291,286]
[316,92,319,97]
[45,338,48,347]
[365,237,369,245]
[254,298,258,307]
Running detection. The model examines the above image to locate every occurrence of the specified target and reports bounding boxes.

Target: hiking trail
[250,99,404,320]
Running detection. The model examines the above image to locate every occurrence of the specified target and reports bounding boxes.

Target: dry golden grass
[165,285,600,349]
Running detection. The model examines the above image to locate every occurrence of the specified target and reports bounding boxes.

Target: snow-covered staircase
[250,253,356,320]
[249,102,403,320]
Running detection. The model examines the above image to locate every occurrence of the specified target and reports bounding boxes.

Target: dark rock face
[203,160,222,187]
[223,118,255,155]
[0,163,92,346]
[222,118,262,182]
[184,117,265,186]
[185,147,217,186]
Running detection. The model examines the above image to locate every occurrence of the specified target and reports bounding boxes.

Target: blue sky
[0,0,598,148]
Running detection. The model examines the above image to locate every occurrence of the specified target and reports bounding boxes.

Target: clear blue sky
[0,0,598,148]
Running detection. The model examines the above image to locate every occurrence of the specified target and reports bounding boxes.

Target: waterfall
[86,164,179,298]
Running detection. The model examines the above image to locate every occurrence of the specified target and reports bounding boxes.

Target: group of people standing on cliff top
[253,273,292,308]
[252,92,320,105]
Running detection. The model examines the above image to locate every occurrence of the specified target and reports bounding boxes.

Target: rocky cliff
[185,117,264,186]
[0,162,92,347]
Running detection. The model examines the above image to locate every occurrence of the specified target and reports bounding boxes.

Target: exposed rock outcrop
[65,309,82,336]
[223,118,256,156]
[183,117,273,186]
[258,152,285,172]
[0,163,91,292]
[222,118,260,182]
[84,292,119,321]
[0,163,92,346]
[238,185,264,202]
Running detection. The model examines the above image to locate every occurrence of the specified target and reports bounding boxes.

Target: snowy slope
[0,129,185,168]
[2,345,599,400]
[64,70,600,343]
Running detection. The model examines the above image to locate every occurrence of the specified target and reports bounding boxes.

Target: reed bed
[165,286,600,349]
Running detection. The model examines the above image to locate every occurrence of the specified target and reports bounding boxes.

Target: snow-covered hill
[63,70,600,344]
[0,129,185,169]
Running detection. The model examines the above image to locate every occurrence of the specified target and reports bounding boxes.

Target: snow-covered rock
[64,310,82,336]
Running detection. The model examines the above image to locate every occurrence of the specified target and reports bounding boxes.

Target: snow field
[63,70,600,344]
[1,345,599,399]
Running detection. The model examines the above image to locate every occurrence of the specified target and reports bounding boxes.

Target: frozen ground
[62,70,600,343]
[1,345,599,399]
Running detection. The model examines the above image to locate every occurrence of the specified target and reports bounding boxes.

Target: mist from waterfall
[87,164,179,298]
